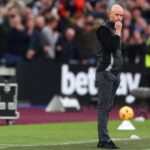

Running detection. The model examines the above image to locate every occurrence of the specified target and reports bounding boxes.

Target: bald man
[95,4,124,149]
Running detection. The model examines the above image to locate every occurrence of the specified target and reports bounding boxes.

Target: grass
[0,120,149,150]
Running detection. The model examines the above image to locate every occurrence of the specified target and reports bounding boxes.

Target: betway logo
[61,65,141,96]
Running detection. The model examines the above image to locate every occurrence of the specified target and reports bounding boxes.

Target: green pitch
[0,120,150,150]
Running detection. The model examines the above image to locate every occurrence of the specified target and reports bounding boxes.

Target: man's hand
[115,21,122,36]
[26,49,36,59]
[16,24,24,31]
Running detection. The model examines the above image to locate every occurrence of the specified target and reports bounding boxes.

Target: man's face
[110,8,124,23]
[36,17,45,29]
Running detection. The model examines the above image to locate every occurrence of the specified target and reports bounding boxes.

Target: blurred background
[0,0,150,124]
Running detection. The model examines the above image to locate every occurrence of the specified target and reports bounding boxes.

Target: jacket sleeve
[96,26,121,53]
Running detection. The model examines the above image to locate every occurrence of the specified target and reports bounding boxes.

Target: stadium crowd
[0,0,150,66]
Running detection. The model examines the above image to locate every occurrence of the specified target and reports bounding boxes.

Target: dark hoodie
[96,21,123,73]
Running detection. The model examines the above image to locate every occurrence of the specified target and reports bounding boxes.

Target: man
[55,27,79,63]
[26,16,46,60]
[5,15,28,66]
[42,16,59,60]
[95,4,124,149]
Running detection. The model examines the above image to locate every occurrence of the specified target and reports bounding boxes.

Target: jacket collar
[106,21,115,30]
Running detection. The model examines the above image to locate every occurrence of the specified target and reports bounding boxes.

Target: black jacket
[96,21,123,73]
[55,35,79,63]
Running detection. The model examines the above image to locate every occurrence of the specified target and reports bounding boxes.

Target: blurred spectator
[92,2,107,20]
[0,6,7,60]
[86,0,97,7]
[122,28,130,63]
[22,7,34,23]
[25,15,42,60]
[5,0,27,16]
[145,24,150,67]
[42,16,59,60]
[93,18,104,29]
[0,24,6,60]
[30,15,48,60]
[57,1,73,33]
[59,0,85,17]
[72,13,85,32]
[127,31,145,64]
[5,15,28,66]
[3,4,19,30]
[55,27,79,63]
[32,0,54,16]
[133,31,145,64]
[73,0,85,14]
[76,15,97,64]
[145,24,150,51]
[123,9,132,28]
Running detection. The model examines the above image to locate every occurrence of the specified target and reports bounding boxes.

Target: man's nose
[117,16,121,21]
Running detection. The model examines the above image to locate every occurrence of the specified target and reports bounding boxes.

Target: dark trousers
[95,71,120,142]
